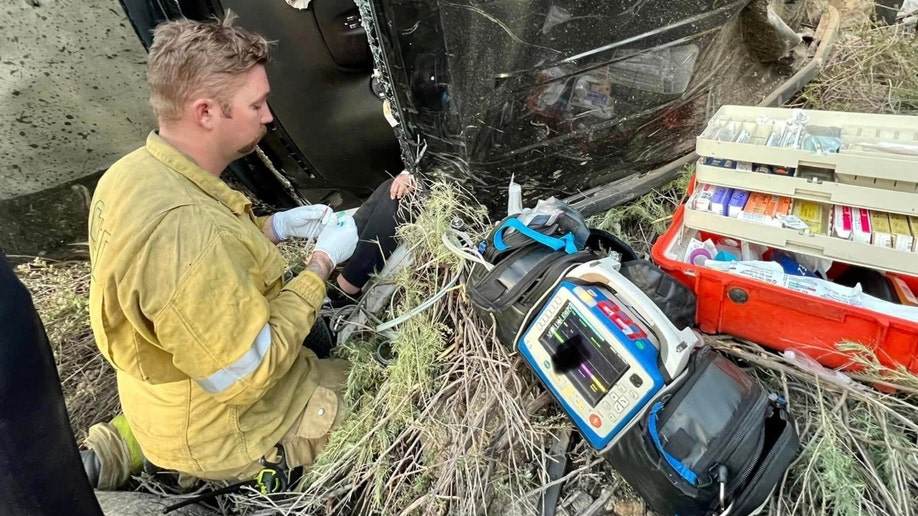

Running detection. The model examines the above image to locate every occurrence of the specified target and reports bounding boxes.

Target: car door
[119,0,402,209]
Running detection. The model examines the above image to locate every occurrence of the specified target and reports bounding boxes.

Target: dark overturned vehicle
[120,0,839,214]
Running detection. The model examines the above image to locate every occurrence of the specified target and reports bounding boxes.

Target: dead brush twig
[20,170,918,516]
[798,21,918,114]
[15,259,119,443]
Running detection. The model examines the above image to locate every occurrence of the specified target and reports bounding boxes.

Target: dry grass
[560,165,918,516]
[14,6,918,514]
[16,177,918,516]
[15,258,119,444]
[798,21,918,114]
[231,182,567,515]
[586,168,691,256]
[229,179,918,516]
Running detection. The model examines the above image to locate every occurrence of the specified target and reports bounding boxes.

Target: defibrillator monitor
[518,281,667,449]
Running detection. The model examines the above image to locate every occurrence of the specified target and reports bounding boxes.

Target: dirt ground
[0,173,98,264]
[0,0,153,260]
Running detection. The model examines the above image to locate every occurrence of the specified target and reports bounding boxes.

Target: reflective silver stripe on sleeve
[194,323,272,394]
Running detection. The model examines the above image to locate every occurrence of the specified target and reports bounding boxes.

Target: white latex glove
[313,214,358,267]
[271,205,333,241]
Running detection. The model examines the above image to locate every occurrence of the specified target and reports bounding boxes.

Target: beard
[236,125,267,156]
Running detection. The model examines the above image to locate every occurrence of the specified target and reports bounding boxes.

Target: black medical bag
[605,346,799,516]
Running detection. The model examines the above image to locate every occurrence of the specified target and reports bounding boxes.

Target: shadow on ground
[0,173,102,264]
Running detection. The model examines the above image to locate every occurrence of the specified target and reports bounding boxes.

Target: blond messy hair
[147,11,269,122]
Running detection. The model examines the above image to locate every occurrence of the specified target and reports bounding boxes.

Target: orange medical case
[653,206,918,372]
[650,106,918,373]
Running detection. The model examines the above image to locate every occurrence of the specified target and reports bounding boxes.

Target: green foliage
[587,168,691,254]
[302,183,477,512]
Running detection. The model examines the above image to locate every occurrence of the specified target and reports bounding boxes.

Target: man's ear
[191,98,218,130]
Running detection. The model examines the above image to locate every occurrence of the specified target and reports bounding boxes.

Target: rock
[94,490,214,515]
[609,498,646,516]
[561,490,594,515]
[582,488,614,516]
[0,0,153,202]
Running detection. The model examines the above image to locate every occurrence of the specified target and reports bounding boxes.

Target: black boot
[81,449,101,489]
[324,285,359,309]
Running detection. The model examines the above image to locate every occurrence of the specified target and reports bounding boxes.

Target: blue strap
[648,402,699,485]
[493,218,578,254]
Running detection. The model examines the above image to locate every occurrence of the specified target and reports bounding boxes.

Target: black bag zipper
[722,410,792,513]
[712,399,790,513]
[723,421,766,495]
[705,424,765,513]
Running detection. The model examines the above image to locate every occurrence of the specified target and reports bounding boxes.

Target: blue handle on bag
[648,402,699,486]
[493,218,578,254]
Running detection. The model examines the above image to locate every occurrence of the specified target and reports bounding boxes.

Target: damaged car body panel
[121,0,819,212]
[360,0,817,211]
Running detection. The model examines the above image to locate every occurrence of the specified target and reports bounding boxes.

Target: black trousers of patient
[305,178,405,359]
[340,177,404,290]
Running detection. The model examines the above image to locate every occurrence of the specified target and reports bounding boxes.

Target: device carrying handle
[566,257,699,379]
[647,401,699,485]
[493,218,579,254]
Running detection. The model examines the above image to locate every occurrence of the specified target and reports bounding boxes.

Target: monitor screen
[538,301,630,407]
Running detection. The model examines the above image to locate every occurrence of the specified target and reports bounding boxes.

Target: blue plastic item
[647,402,699,485]
[771,250,816,277]
[493,217,579,254]
[713,250,738,262]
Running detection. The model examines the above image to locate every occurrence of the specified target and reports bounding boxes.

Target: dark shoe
[324,286,359,309]
[303,317,335,359]
[81,449,101,488]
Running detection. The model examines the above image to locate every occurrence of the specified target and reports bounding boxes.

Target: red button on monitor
[589,413,602,428]
[598,301,617,319]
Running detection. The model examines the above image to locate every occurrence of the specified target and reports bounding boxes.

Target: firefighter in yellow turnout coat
[86,14,357,486]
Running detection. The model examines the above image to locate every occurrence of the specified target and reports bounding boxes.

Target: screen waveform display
[539,302,630,407]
